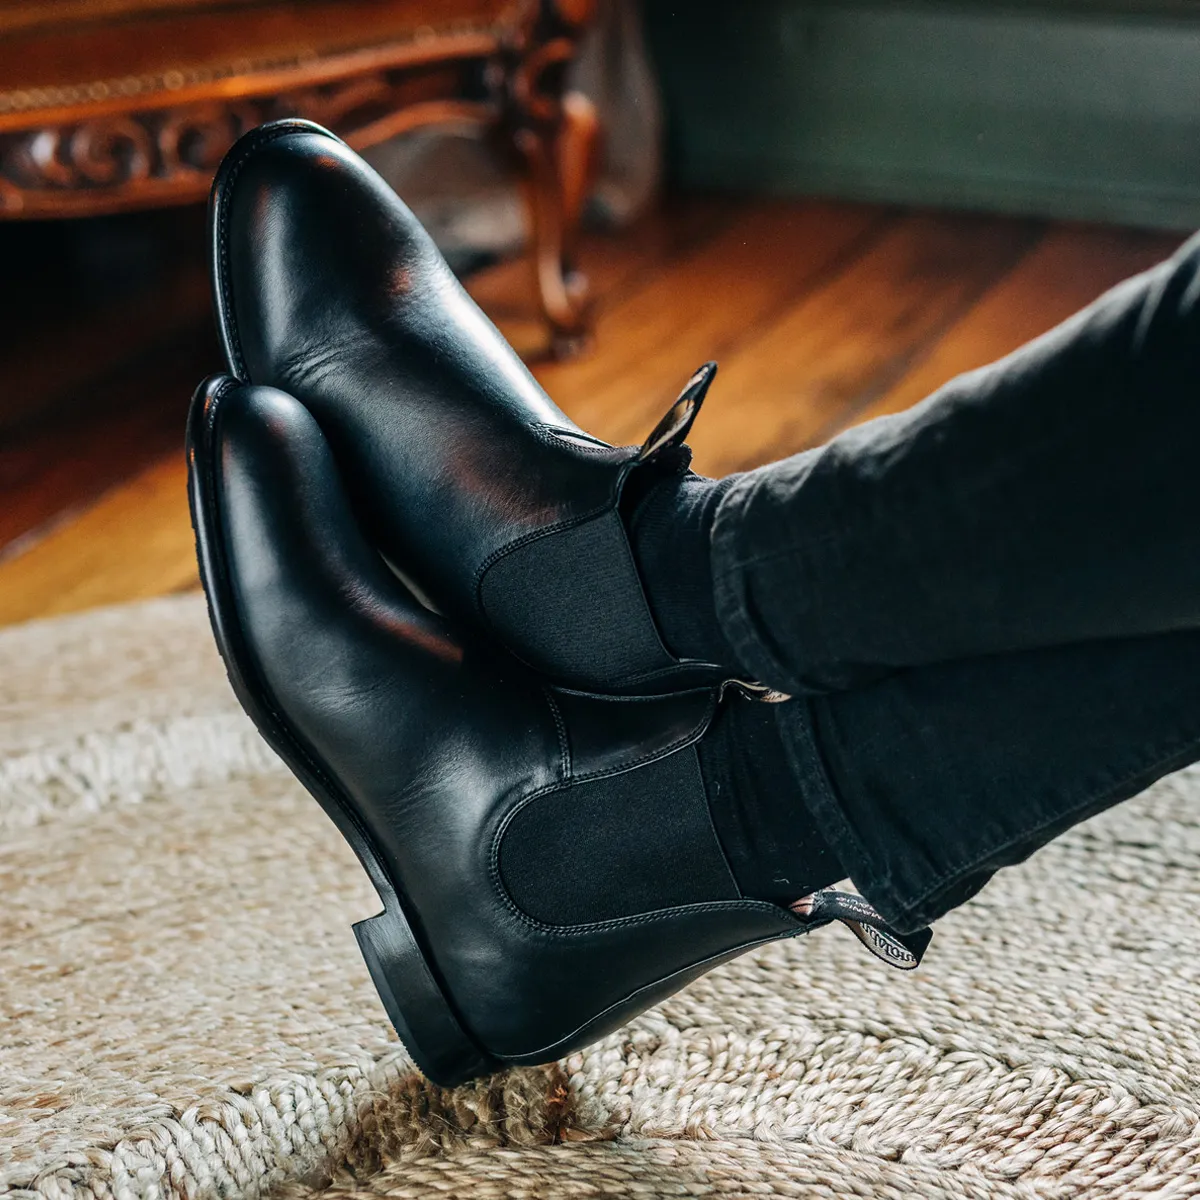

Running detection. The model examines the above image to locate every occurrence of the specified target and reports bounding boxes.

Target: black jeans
[712,229,1200,935]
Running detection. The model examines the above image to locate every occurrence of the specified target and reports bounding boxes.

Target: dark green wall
[644,0,1200,229]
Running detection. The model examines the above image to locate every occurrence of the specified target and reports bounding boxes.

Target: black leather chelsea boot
[209,119,740,695]
[187,378,930,1087]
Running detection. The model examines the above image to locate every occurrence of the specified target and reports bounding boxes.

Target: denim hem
[771,696,920,931]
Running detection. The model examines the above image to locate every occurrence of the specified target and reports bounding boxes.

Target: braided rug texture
[3,596,1200,1200]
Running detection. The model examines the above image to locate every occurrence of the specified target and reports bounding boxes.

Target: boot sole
[186,376,500,1088]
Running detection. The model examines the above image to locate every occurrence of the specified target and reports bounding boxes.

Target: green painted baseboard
[643,0,1200,229]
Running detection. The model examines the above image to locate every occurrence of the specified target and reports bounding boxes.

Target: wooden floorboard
[535,199,890,444]
[0,330,211,558]
[851,223,1183,428]
[0,456,195,627]
[682,209,1041,474]
[0,199,1185,627]
[469,193,739,357]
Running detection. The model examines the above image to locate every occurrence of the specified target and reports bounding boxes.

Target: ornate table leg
[508,0,600,358]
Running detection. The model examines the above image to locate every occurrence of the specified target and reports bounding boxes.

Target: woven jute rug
[4,596,1200,1200]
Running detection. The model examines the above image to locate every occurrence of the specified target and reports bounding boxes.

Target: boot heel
[353,905,497,1087]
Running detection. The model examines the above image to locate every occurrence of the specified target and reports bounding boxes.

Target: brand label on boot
[790,888,932,971]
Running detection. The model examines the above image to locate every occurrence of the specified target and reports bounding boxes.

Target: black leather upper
[209,119,721,693]
[190,379,800,1064]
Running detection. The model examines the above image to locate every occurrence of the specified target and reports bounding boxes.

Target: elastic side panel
[498,748,738,926]
[479,512,672,687]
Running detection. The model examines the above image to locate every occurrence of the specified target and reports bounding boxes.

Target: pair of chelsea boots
[188,120,930,1087]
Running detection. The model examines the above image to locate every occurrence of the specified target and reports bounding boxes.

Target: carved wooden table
[0,0,598,351]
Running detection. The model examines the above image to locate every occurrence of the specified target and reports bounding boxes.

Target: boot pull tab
[791,889,933,971]
[638,362,718,463]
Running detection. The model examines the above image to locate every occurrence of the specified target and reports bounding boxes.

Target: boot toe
[211,119,436,383]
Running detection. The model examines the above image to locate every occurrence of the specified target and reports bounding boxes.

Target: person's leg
[767,627,1200,934]
[646,230,1200,696]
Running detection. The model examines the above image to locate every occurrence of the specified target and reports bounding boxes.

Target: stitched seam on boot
[542,688,570,779]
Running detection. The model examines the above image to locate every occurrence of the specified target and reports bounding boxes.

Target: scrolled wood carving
[0,171,20,214]
[501,0,596,135]
[0,5,598,350]
[0,62,492,217]
[157,103,261,175]
[67,118,153,185]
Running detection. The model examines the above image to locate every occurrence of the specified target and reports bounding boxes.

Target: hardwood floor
[0,198,1183,627]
